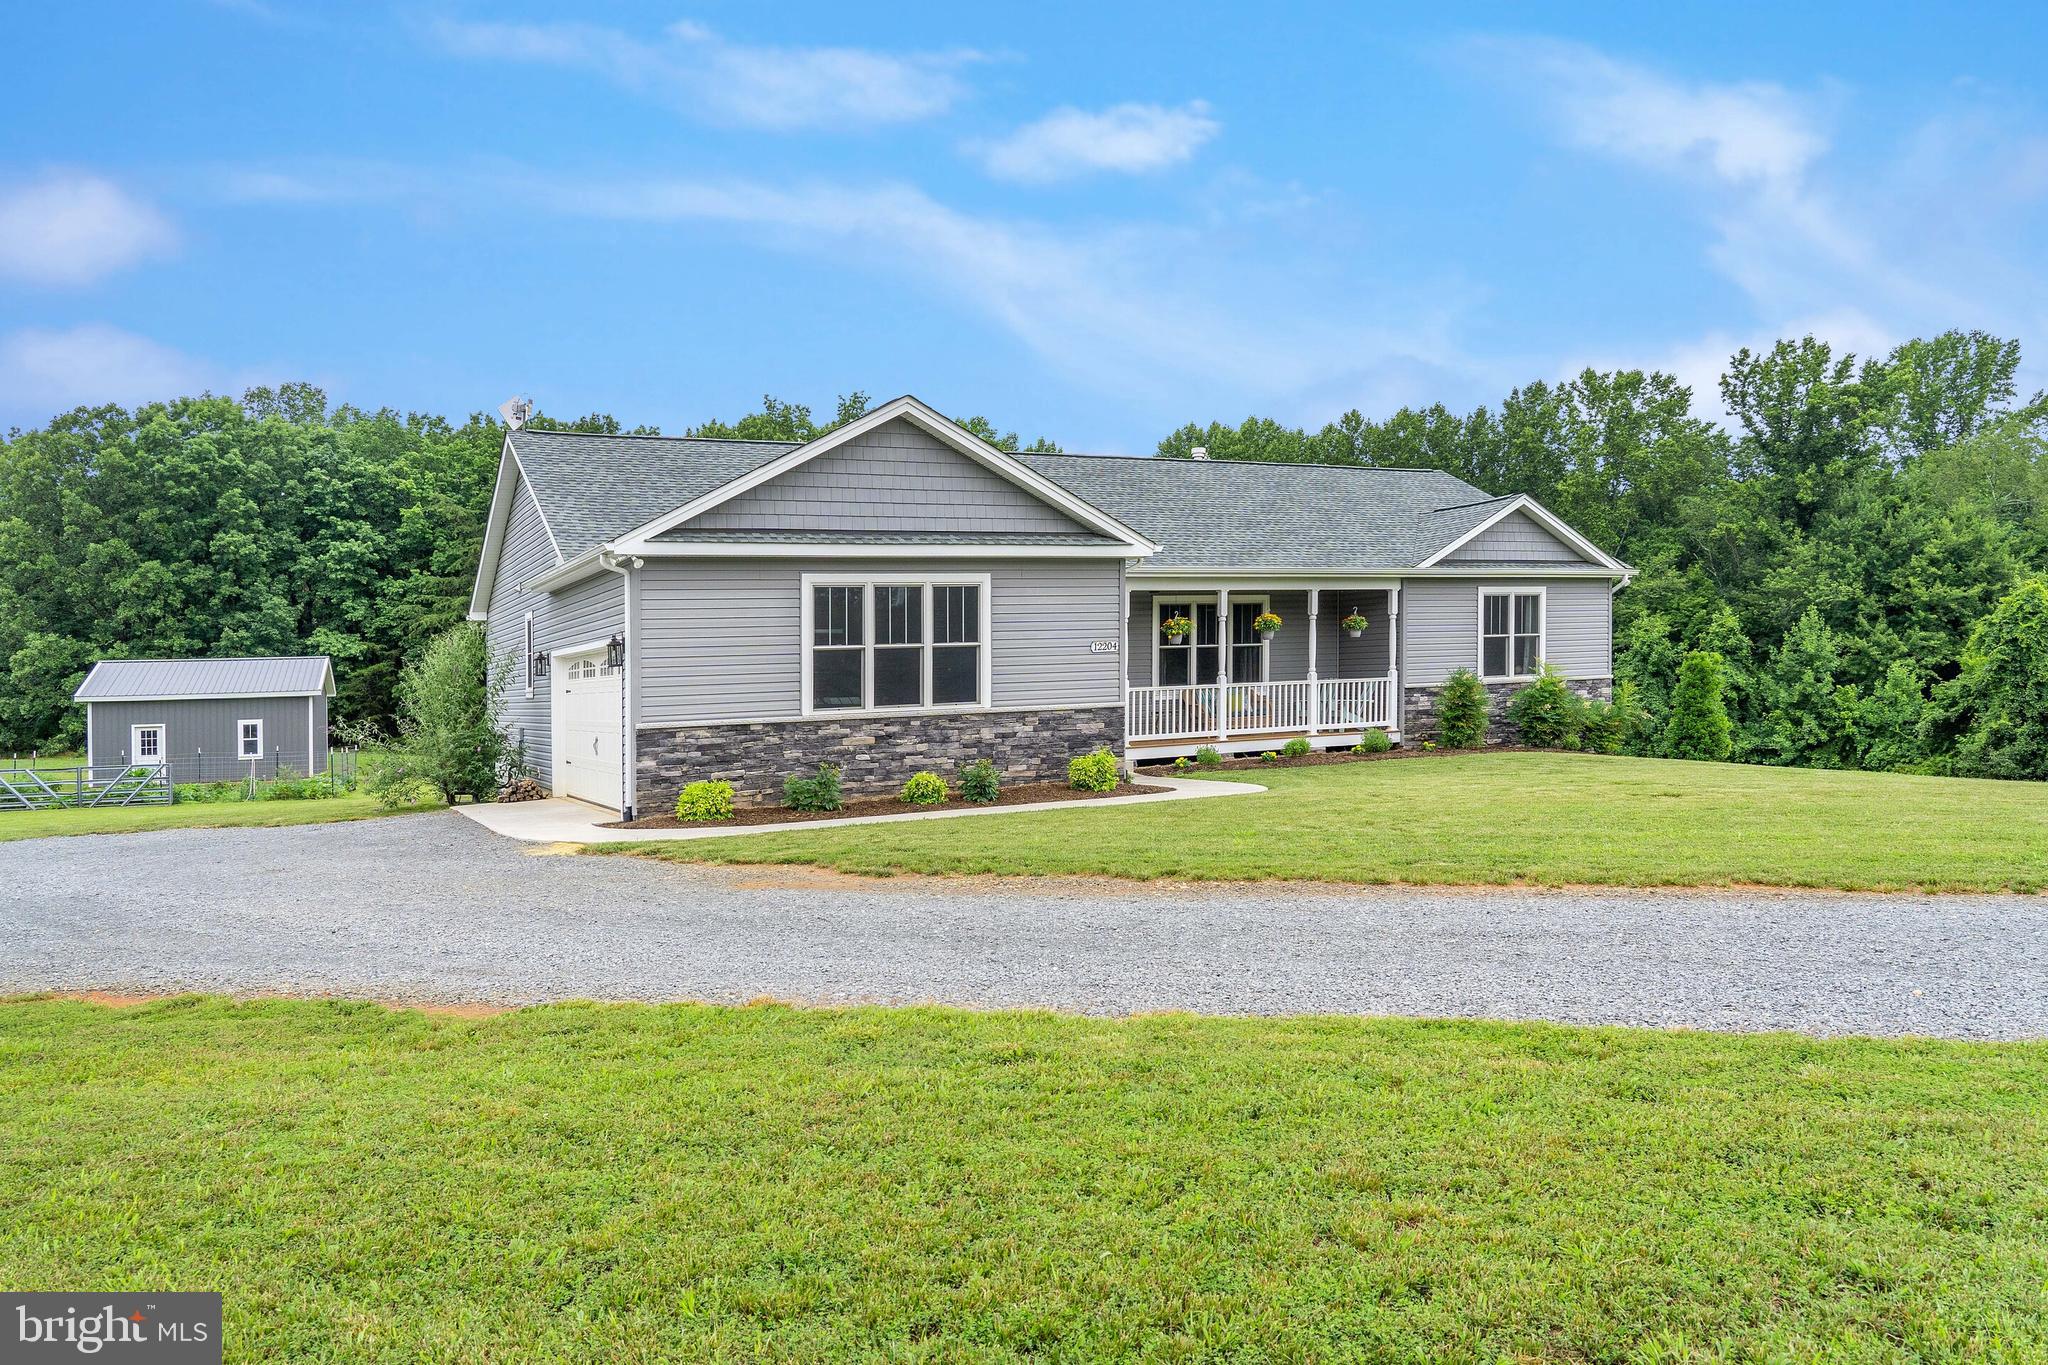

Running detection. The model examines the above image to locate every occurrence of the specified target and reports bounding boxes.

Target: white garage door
[552,650,622,811]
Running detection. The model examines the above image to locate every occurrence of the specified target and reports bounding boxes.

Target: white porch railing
[1126,676,1395,743]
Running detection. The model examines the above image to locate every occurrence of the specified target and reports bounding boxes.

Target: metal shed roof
[73,656,336,702]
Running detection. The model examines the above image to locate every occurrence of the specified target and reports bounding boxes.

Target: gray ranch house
[74,656,335,781]
[469,395,1630,816]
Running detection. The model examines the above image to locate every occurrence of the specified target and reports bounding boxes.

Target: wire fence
[0,748,360,811]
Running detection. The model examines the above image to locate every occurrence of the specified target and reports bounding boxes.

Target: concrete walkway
[456,775,1262,843]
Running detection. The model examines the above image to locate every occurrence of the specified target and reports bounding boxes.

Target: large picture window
[805,577,989,714]
[1480,589,1543,680]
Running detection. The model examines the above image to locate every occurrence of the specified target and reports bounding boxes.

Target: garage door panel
[551,653,622,811]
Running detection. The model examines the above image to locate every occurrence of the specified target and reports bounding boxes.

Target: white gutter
[597,551,641,819]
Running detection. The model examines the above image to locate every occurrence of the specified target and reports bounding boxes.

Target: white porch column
[1306,587,1321,734]
[1216,585,1231,744]
[1387,584,1403,738]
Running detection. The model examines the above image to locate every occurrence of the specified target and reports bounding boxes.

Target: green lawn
[608,752,2048,892]
[0,793,441,842]
[2,997,2043,1360]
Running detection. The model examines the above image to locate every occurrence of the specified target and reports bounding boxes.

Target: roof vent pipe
[1190,445,1209,460]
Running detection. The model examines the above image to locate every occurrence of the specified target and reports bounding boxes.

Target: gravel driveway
[3,812,2044,1039]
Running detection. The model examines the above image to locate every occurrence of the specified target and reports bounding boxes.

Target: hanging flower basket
[1161,614,1193,645]
[1340,612,1369,639]
[1253,611,1282,642]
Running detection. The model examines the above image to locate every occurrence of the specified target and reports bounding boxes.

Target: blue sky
[4,1,2047,450]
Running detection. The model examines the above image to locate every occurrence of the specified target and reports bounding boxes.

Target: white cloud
[426,18,982,130]
[0,173,176,287]
[0,324,215,416]
[976,102,1220,183]
[1463,36,2048,412]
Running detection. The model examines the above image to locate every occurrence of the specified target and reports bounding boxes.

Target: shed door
[551,651,622,811]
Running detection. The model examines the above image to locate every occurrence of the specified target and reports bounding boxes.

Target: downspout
[598,550,642,820]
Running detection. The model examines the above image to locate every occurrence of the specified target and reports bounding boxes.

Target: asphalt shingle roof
[74,656,334,701]
[1015,454,1519,570]
[504,428,1586,572]
[508,429,800,559]
[650,528,1121,546]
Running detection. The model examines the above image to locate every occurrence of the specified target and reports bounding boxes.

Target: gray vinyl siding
[86,695,326,778]
[675,418,1089,535]
[1124,588,1394,687]
[1441,510,1591,564]
[637,557,1123,725]
[482,471,625,782]
[1397,577,1613,684]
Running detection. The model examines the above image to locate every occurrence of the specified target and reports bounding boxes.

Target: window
[805,577,988,713]
[1155,600,1220,686]
[563,655,616,681]
[1480,589,1543,679]
[238,719,263,759]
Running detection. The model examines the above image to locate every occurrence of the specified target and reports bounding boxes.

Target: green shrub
[174,781,245,804]
[263,776,334,801]
[1667,650,1734,762]
[1579,699,1624,754]
[1067,748,1120,792]
[676,780,735,821]
[1193,745,1223,769]
[783,763,843,812]
[1280,737,1312,758]
[1506,665,1584,749]
[958,759,1001,804]
[1927,579,2048,780]
[900,771,947,805]
[1170,756,1192,772]
[1437,669,1490,748]
[1352,730,1392,755]
[381,624,510,804]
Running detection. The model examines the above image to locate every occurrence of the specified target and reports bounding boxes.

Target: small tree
[1762,608,1859,769]
[1926,579,2048,780]
[387,625,509,803]
[1665,650,1733,761]
[1856,660,1927,772]
[1436,669,1489,748]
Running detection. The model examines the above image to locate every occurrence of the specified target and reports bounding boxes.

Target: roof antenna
[499,395,534,430]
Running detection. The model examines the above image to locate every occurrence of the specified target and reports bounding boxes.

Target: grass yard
[610,752,2048,892]
[0,792,441,842]
[2,997,2043,1360]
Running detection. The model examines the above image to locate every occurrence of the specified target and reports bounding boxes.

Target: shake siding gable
[484,470,624,781]
[637,557,1123,726]
[672,418,1090,536]
[1441,509,1592,564]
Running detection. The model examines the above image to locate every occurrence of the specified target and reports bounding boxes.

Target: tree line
[1158,331,2048,778]
[2,334,2042,775]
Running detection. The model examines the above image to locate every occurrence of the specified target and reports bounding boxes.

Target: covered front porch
[1124,582,1400,758]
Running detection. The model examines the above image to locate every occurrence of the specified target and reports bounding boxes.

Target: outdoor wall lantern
[531,651,550,679]
[606,634,626,671]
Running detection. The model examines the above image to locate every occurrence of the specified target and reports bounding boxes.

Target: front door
[130,724,165,768]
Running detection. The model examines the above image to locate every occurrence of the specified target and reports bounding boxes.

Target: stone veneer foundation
[636,705,1125,810]
[1402,678,1612,745]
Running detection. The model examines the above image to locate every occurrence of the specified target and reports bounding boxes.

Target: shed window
[238,719,263,759]
[806,577,989,714]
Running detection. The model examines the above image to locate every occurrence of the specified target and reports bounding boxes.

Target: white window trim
[1148,594,1269,687]
[130,723,165,766]
[523,611,535,699]
[237,718,264,760]
[799,572,994,718]
[1477,585,1546,682]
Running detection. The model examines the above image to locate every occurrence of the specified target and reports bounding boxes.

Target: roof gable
[661,416,1092,539]
[75,656,335,702]
[1438,507,1593,566]
[612,396,1157,556]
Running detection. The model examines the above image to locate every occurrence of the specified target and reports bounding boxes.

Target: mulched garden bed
[604,779,1172,830]
[1137,743,1541,774]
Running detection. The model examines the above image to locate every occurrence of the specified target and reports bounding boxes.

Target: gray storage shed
[74,656,335,781]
